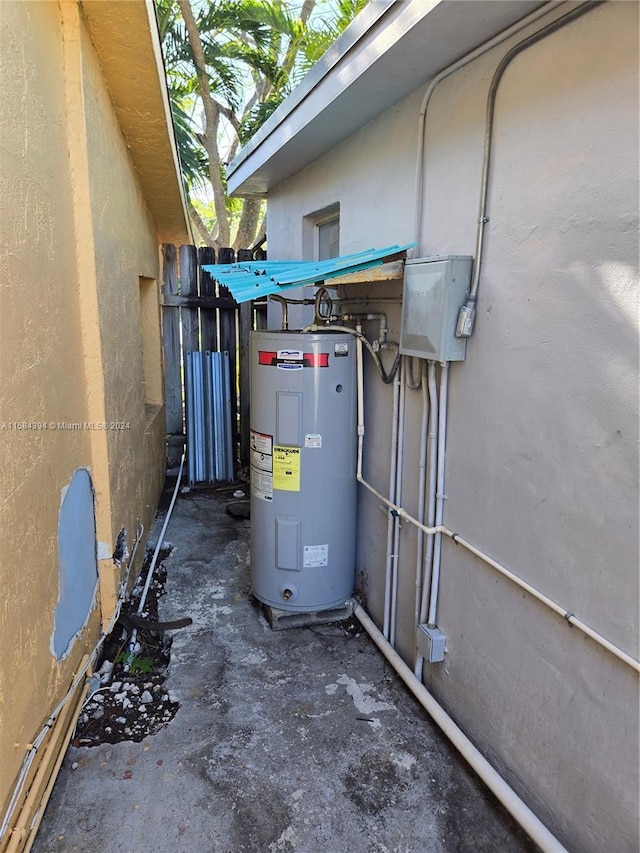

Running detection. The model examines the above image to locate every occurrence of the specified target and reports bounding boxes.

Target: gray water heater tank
[250,330,357,612]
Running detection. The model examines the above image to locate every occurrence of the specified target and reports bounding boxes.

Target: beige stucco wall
[0,0,174,827]
[265,3,639,850]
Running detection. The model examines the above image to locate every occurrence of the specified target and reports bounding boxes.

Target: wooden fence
[161,244,266,475]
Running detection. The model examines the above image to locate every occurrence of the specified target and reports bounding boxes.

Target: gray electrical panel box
[400,256,473,361]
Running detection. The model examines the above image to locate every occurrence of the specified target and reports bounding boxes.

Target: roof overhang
[81,0,191,244]
[227,0,550,198]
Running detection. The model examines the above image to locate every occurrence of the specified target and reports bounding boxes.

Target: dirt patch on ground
[72,548,182,747]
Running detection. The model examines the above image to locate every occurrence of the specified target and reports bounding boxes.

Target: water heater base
[264,599,354,631]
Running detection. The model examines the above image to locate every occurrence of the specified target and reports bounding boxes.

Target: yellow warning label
[273,446,301,491]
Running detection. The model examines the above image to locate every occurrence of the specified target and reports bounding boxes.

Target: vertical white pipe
[428,363,449,626]
[125,454,185,669]
[420,363,439,620]
[415,361,439,677]
[389,358,406,647]
[356,335,365,474]
[414,365,428,626]
[383,362,401,639]
[355,330,366,604]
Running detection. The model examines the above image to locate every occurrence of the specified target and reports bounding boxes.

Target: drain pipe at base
[351,602,568,853]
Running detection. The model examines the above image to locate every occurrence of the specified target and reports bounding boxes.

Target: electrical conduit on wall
[353,341,570,851]
[354,351,640,673]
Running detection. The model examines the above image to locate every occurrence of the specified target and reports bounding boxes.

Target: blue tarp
[202,243,415,304]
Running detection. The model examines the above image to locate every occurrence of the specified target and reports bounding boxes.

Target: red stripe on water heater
[304,353,329,368]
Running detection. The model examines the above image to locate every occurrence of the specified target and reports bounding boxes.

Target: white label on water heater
[250,429,274,499]
[303,544,328,568]
[305,433,322,448]
[251,470,273,501]
[276,349,304,370]
[251,447,272,473]
[251,430,272,455]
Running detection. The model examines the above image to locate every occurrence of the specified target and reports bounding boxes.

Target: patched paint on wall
[51,469,98,660]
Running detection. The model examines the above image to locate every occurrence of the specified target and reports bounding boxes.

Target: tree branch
[189,203,217,250]
[234,198,262,252]
[178,0,231,246]
[213,98,240,132]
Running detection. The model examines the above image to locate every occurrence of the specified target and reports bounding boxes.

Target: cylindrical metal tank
[250,330,357,611]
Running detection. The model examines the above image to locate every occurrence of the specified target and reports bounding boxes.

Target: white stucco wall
[264,3,639,850]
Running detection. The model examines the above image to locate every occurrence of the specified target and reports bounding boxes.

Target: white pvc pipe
[427,362,449,626]
[137,453,185,615]
[338,312,388,345]
[383,362,401,639]
[415,362,439,677]
[356,336,365,474]
[389,358,407,647]
[443,529,640,674]
[421,362,438,621]
[125,454,185,667]
[352,337,639,673]
[356,439,640,673]
[357,459,640,675]
[414,366,428,626]
[352,603,569,853]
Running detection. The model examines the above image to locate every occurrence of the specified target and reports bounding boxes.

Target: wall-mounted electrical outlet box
[400,256,473,361]
[416,623,446,663]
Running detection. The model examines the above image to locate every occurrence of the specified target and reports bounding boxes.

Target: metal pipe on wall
[412,1,560,254]
[457,0,603,336]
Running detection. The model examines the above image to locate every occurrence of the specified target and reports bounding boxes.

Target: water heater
[250,330,357,612]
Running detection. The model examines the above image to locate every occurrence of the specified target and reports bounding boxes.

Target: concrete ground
[33,487,536,853]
